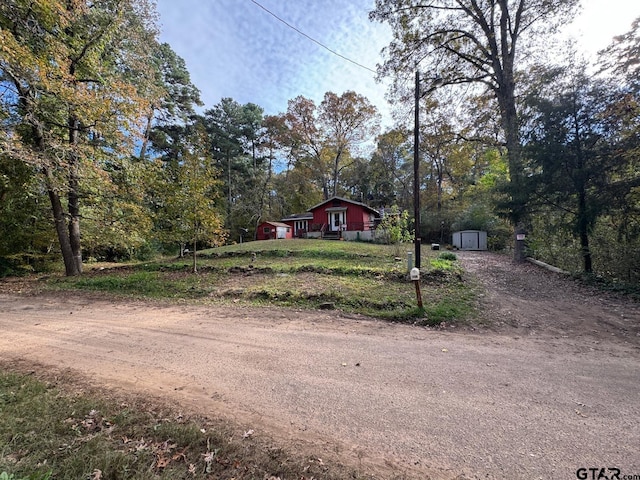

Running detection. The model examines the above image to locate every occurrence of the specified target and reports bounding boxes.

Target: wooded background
[1,0,638,284]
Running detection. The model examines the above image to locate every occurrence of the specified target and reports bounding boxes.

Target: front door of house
[329,211,345,232]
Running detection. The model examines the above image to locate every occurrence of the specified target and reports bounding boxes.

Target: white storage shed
[452,230,488,251]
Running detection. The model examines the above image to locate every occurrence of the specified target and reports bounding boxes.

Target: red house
[283,196,381,241]
[255,221,293,241]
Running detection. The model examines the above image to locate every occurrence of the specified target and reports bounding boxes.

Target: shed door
[462,232,479,250]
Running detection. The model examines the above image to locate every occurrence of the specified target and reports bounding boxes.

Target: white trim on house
[328,210,346,232]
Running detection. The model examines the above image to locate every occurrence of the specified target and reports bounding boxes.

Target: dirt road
[1,252,639,479]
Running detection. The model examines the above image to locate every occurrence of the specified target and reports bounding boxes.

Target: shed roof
[260,221,291,228]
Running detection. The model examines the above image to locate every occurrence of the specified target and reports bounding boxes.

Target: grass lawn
[47,239,476,325]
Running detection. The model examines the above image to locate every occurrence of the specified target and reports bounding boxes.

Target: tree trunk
[332,151,342,198]
[192,238,197,273]
[36,115,81,276]
[139,108,155,161]
[45,168,81,276]
[578,190,593,274]
[255,153,274,234]
[322,178,329,201]
[62,5,83,275]
[497,76,526,262]
[580,229,593,274]
[68,113,83,274]
[227,151,233,229]
[436,162,443,213]
[13,78,81,275]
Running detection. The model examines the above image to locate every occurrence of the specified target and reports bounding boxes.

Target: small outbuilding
[256,221,293,241]
[452,230,488,251]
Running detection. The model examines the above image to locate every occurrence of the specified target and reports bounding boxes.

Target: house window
[334,213,340,227]
[263,227,270,234]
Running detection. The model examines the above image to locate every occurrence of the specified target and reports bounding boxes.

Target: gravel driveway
[1,251,639,479]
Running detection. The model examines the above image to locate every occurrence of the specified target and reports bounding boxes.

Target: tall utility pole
[414,71,442,270]
[413,70,422,269]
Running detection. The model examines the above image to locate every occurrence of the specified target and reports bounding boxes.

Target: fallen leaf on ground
[156,455,170,469]
[172,448,187,462]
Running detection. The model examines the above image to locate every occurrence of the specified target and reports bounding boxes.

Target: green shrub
[133,242,158,261]
[0,254,58,277]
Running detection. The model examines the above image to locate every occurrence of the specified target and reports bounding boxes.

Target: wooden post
[515,225,526,263]
[410,267,423,308]
[414,280,423,308]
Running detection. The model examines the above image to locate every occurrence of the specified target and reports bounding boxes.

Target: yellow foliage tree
[0,0,159,275]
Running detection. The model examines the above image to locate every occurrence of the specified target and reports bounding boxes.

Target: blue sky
[156,0,389,118]
[155,0,640,125]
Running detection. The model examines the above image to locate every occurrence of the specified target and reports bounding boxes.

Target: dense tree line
[1,0,638,285]
[369,0,639,281]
